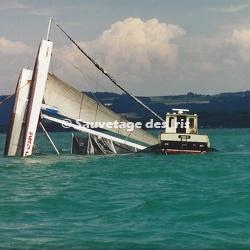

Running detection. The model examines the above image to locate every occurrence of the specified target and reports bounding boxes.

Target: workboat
[159,108,210,154]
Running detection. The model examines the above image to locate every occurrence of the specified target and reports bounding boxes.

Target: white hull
[21,40,53,157]
[4,69,32,156]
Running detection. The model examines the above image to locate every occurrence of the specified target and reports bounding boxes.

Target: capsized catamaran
[4,18,160,156]
[4,18,212,157]
[4,37,52,157]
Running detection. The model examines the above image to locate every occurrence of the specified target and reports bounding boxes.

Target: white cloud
[22,7,56,16]
[92,18,185,71]
[0,1,57,16]
[227,29,250,49]
[0,0,29,11]
[0,37,35,94]
[225,28,250,63]
[212,4,249,13]
[2,17,250,96]
[0,37,30,56]
[51,18,250,95]
[52,17,186,93]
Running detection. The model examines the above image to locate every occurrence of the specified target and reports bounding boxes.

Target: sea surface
[0,128,250,249]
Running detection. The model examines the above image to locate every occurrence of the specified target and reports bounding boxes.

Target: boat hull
[160,132,209,155]
[21,40,53,157]
[162,149,206,155]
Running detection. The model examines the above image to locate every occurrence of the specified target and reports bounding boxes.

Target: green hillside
[1,90,250,132]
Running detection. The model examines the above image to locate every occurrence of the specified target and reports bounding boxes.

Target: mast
[46,17,52,41]
[53,20,164,123]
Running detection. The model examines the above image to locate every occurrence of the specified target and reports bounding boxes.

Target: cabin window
[189,118,194,128]
[188,118,197,134]
[169,117,174,127]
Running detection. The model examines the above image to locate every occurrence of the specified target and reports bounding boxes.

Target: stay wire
[52,19,164,122]
[0,81,30,106]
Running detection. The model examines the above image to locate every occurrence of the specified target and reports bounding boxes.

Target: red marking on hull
[162,149,206,155]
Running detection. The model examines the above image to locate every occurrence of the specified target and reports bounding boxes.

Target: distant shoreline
[1,90,250,132]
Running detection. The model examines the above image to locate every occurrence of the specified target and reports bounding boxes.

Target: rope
[52,19,164,122]
[0,81,30,105]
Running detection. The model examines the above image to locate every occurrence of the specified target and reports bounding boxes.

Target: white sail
[44,74,158,146]
[21,40,53,157]
[4,69,32,156]
[42,114,146,150]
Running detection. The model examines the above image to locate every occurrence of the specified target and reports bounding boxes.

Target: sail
[21,40,53,157]
[4,69,32,156]
[44,74,158,146]
[72,134,138,155]
[42,114,146,150]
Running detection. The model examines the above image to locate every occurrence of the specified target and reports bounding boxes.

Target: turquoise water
[0,128,250,249]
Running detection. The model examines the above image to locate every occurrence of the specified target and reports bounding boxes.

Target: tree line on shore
[1,90,250,132]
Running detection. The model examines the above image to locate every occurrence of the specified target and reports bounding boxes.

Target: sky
[1,0,250,96]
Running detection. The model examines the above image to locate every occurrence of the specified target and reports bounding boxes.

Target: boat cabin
[165,108,198,134]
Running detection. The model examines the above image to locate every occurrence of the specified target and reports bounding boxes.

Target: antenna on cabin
[172,108,189,114]
[46,17,52,41]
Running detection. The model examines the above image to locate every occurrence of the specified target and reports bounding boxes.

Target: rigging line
[52,19,164,123]
[51,24,99,95]
[52,48,107,103]
[50,27,109,103]
[39,121,60,154]
[0,81,30,105]
[96,69,98,92]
